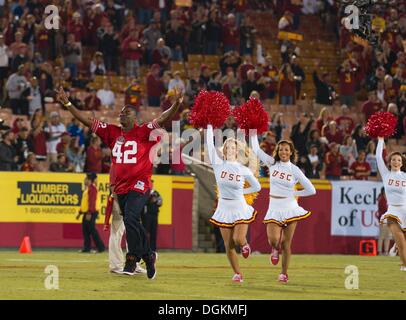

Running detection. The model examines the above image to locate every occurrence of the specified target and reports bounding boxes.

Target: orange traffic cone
[19,236,32,254]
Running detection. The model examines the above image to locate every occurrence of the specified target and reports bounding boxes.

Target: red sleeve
[88,184,97,213]
[91,119,116,147]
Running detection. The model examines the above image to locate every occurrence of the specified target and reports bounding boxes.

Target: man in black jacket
[312,60,336,105]
[142,183,162,252]
[0,130,17,171]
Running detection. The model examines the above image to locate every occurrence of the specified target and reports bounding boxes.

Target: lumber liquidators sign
[331,180,382,237]
[17,182,82,206]
[0,172,173,224]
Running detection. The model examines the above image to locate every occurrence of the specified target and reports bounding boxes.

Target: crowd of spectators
[0,0,404,181]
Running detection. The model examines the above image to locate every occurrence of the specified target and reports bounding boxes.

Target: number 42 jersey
[91,118,162,195]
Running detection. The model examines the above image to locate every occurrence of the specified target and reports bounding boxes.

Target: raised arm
[376,138,389,176]
[249,133,274,167]
[293,165,316,197]
[56,87,93,128]
[206,124,223,165]
[243,171,261,195]
[155,87,183,127]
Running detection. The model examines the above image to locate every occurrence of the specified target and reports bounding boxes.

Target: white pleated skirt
[380,205,406,230]
[263,197,312,226]
[209,197,257,228]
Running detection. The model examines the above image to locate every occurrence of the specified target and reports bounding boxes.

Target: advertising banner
[0,172,173,225]
[330,180,383,237]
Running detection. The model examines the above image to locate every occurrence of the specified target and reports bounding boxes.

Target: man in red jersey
[56,86,183,279]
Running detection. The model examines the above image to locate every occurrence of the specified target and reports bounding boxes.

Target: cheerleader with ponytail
[189,91,261,283]
[233,98,316,283]
[367,112,406,270]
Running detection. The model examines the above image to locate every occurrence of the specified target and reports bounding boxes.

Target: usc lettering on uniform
[388,179,406,187]
[221,171,242,182]
[271,170,293,181]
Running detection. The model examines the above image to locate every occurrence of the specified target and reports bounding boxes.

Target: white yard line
[6,287,250,300]
[5,259,98,263]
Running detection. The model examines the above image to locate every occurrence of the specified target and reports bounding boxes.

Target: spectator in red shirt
[67,12,85,43]
[121,28,143,78]
[56,132,71,154]
[262,55,279,100]
[338,59,358,107]
[278,63,296,105]
[325,142,344,180]
[261,131,277,156]
[30,109,47,161]
[238,54,255,81]
[349,150,371,180]
[21,152,37,172]
[146,64,165,107]
[85,136,102,173]
[362,90,384,123]
[336,104,355,135]
[316,107,333,134]
[84,89,101,111]
[223,13,240,53]
[322,121,344,145]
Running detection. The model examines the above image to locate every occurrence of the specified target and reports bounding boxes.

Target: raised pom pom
[364,111,397,139]
[188,90,231,129]
[232,98,269,135]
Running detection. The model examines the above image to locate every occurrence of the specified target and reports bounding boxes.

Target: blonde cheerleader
[250,134,316,283]
[207,124,261,283]
[377,137,406,270]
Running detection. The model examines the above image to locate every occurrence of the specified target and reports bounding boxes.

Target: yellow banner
[0,172,173,225]
[277,31,303,41]
[175,0,192,7]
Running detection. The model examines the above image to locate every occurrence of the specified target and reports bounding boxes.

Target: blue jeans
[280,96,294,105]
[171,48,183,61]
[206,41,219,55]
[138,8,152,25]
[65,63,78,79]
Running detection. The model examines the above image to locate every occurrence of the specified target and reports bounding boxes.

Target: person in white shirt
[0,34,9,84]
[376,137,406,271]
[97,82,115,108]
[27,76,42,117]
[44,111,66,162]
[168,71,185,94]
[207,125,261,283]
[250,134,316,283]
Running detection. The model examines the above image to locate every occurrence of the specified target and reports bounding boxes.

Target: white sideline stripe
[6,259,96,263]
[9,288,248,300]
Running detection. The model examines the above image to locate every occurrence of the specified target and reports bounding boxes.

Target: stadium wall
[0,173,194,250]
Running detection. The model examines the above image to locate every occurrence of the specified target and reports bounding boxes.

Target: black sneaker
[143,252,158,280]
[122,254,137,276]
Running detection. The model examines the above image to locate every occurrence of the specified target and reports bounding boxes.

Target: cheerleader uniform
[377,139,406,230]
[250,135,316,226]
[206,125,261,228]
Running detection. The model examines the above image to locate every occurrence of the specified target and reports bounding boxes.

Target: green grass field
[0,250,405,300]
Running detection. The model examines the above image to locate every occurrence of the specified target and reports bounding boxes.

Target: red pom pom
[188,90,231,128]
[232,98,269,135]
[364,111,397,139]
